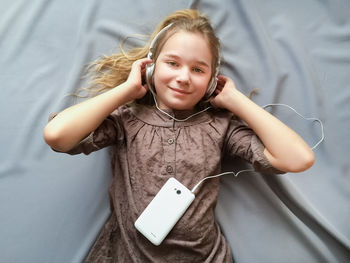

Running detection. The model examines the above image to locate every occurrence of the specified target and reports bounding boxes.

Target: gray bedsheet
[1,0,349,262]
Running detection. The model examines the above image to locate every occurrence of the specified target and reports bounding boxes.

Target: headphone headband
[147,23,173,60]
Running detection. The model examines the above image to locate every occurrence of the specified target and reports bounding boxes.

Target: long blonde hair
[82,9,220,102]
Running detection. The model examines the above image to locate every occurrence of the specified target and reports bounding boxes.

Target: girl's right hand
[44,58,152,152]
[125,58,153,100]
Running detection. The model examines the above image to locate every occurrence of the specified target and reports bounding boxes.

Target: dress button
[168,138,174,144]
[166,165,173,174]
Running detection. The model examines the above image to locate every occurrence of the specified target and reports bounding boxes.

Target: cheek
[153,64,173,85]
[194,76,212,92]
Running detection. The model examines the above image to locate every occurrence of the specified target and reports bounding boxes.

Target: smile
[169,87,191,95]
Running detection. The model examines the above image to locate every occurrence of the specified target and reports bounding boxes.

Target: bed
[1,0,349,262]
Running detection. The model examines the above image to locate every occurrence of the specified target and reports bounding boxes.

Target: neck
[151,92,211,122]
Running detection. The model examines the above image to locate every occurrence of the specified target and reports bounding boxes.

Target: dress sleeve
[48,110,124,155]
[223,116,285,174]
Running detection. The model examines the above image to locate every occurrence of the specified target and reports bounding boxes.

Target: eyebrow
[163,54,210,68]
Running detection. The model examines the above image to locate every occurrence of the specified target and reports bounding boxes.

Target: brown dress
[59,104,282,263]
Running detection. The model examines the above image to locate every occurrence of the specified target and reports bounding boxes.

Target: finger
[140,58,153,66]
[142,83,150,91]
[213,87,221,95]
[217,75,227,81]
[133,58,152,69]
[209,98,218,108]
[217,75,226,85]
[216,80,225,90]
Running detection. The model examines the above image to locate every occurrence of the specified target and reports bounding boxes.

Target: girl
[44,9,314,263]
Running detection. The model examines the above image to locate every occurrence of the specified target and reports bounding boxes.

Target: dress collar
[130,104,213,127]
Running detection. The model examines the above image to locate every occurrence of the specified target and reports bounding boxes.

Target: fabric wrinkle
[60,104,281,263]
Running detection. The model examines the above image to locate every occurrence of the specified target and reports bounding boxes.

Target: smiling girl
[153,30,212,110]
[44,9,314,263]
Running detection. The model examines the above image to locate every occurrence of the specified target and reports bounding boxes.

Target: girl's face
[153,30,213,110]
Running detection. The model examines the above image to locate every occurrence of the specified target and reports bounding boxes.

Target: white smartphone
[134,177,195,246]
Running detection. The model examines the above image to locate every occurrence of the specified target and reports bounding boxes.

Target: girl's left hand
[210,75,238,109]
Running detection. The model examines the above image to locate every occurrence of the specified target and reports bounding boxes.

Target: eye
[192,67,204,73]
[167,61,178,67]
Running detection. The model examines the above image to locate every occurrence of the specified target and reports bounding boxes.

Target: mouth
[169,87,191,95]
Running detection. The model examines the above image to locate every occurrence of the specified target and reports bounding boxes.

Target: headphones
[145,23,220,99]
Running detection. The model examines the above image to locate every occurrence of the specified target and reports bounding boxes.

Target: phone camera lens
[176,190,181,195]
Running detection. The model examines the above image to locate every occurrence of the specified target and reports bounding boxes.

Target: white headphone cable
[190,103,325,194]
[262,103,324,150]
[191,170,254,193]
[149,88,212,122]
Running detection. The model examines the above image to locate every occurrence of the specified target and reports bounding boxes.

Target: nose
[176,66,190,85]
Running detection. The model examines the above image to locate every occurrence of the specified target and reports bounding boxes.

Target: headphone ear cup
[145,63,155,91]
[205,76,217,99]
